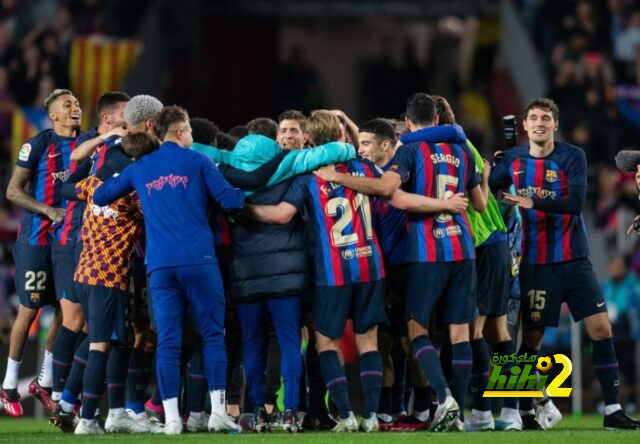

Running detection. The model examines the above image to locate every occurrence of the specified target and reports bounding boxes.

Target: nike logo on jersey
[48,153,61,158]
[597,301,605,308]
[514,170,524,175]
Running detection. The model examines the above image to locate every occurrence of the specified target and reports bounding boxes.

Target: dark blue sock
[360,351,382,419]
[188,348,207,413]
[391,345,407,414]
[517,345,538,412]
[493,340,518,409]
[470,338,491,412]
[74,331,88,350]
[411,336,449,403]
[413,385,431,413]
[64,336,90,402]
[318,350,351,419]
[107,347,130,410]
[81,350,108,420]
[451,342,472,415]
[379,387,392,417]
[306,341,328,416]
[125,348,147,413]
[593,338,621,406]
[52,326,79,394]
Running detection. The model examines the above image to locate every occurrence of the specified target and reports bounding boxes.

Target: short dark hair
[405,93,436,126]
[228,125,248,140]
[432,95,456,125]
[247,117,278,139]
[121,131,159,158]
[216,132,237,151]
[190,117,219,145]
[96,91,130,116]
[278,109,306,132]
[153,105,189,140]
[359,118,396,144]
[524,97,560,121]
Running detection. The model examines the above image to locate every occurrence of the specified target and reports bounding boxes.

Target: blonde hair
[307,110,340,146]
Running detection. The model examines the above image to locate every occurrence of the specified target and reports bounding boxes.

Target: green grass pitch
[0,415,639,443]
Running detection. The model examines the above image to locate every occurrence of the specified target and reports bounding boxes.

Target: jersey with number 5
[390,141,480,263]
[283,159,385,286]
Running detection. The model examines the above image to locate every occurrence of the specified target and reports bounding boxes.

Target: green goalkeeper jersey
[466,140,506,246]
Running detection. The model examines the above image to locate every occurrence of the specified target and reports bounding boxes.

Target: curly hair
[123,95,163,126]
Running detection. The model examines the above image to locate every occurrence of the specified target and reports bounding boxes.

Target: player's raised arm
[71,126,127,163]
[93,166,135,206]
[243,201,298,225]
[201,158,244,211]
[388,189,468,213]
[315,166,401,199]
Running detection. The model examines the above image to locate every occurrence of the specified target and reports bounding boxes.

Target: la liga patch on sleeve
[18,143,31,161]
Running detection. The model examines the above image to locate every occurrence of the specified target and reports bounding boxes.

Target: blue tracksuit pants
[151,263,226,400]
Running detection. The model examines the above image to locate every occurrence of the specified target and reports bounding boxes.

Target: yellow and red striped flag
[69,36,141,129]
[11,107,50,164]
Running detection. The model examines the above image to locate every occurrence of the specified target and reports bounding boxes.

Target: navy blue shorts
[405,260,476,326]
[476,241,509,317]
[520,258,607,329]
[76,282,90,319]
[381,266,407,337]
[51,242,80,303]
[87,285,129,344]
[13,243,56,309]
[128,255,149,324]
[313,279,386,339]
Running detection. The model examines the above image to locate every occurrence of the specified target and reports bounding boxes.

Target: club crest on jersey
[18,143,31,161]
[51,170,70,183]
[545,170,558,183]
[30,292,40,304]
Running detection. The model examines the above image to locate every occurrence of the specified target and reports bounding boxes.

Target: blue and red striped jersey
[54,129,103,246]
[15,129,77,246]
[373,160,409,267]
[283,159,385,286]
[489,143,589,264]
[390,138,480,263]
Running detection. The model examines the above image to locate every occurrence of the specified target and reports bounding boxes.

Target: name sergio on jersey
[431,152,460,167]
[517,186,557,200]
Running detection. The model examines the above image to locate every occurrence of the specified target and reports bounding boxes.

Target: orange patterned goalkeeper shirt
[73,175,142,290]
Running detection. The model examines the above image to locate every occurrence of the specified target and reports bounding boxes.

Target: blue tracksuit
[94,141,244,399]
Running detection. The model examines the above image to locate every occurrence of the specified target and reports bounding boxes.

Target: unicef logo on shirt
[433,227,447,239]
[342,248,355,260]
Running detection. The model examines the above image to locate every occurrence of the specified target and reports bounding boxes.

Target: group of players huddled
[1,88,639,435]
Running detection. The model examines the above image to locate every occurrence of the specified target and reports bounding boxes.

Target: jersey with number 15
[389,138,480,263]
[283,159,385,287]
